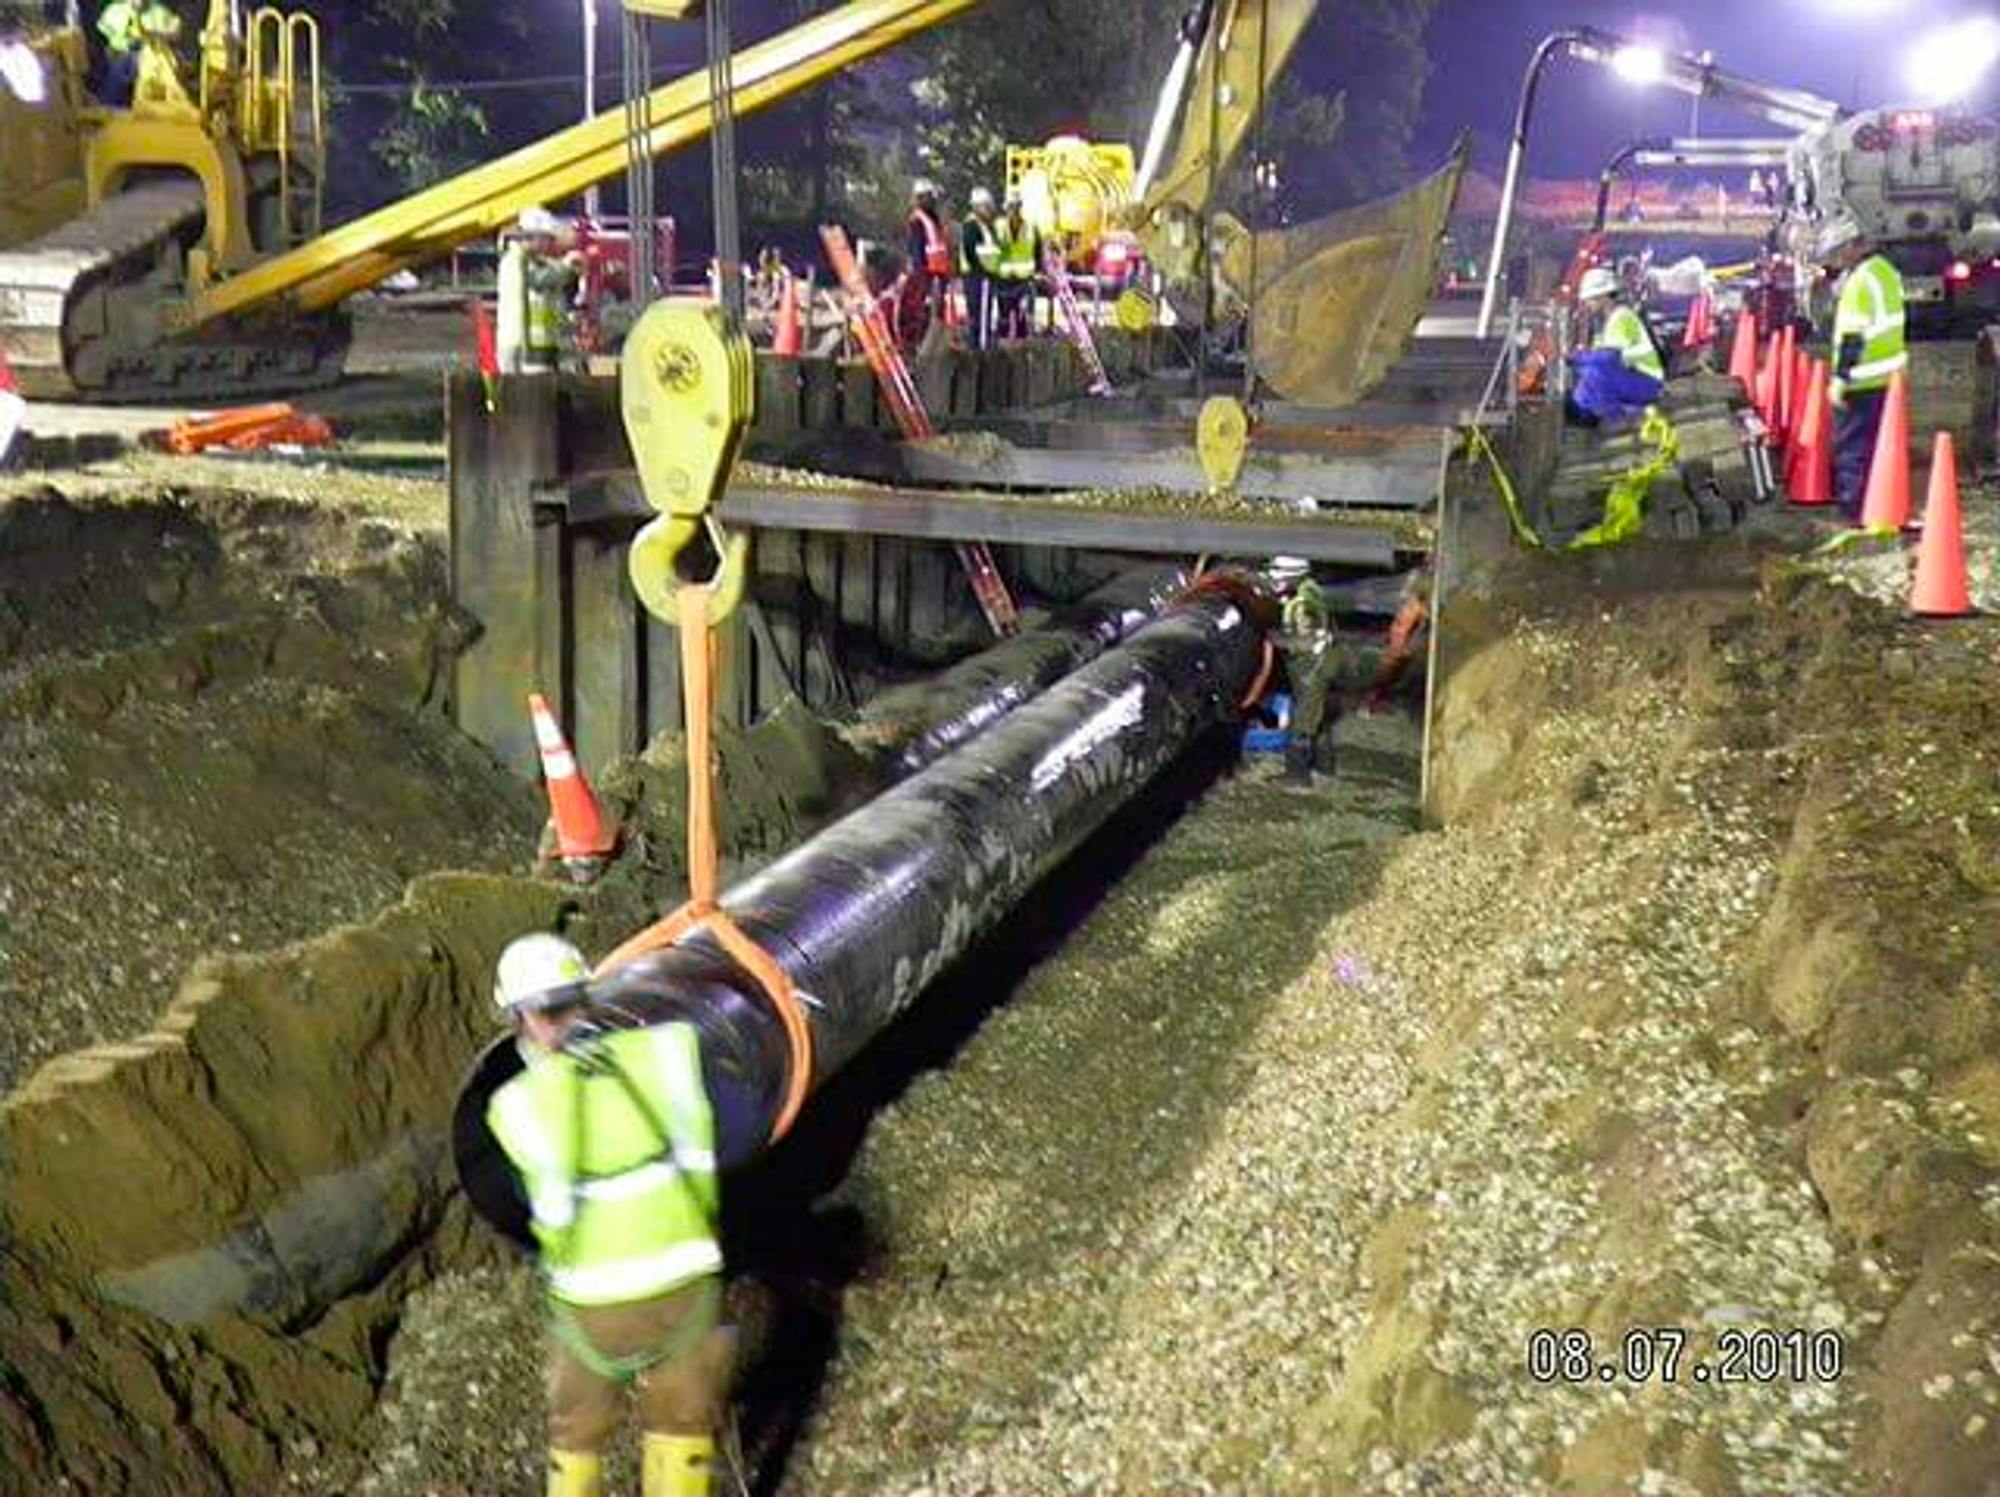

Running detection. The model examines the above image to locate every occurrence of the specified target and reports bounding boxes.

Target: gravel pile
[790,597,1870,1492]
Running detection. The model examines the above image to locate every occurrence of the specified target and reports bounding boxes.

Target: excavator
[0,0,1460,405]
[0,0,993,399]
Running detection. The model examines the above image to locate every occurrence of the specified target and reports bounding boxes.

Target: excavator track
[0,178,348,404]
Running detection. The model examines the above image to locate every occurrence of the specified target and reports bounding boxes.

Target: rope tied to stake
[593,587,815,1143]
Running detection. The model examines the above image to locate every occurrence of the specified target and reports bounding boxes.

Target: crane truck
[1483,26,2000,341]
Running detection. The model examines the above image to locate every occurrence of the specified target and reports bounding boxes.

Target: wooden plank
[448,371,565,779]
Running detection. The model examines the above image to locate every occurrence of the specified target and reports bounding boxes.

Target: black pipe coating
[454,582,1266,1240]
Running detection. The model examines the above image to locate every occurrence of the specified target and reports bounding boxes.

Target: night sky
[1413,0,2000,180]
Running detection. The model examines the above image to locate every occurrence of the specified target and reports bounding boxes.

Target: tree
[370,83,490,192]
[887,0,1437,216]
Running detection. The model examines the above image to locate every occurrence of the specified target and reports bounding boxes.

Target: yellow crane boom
[192,0,979,325]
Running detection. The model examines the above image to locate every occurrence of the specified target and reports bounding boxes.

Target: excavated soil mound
[0,485,540,1086]
[0,480,896,1492]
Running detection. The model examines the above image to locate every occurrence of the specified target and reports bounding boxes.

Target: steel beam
[552,473,1404,566]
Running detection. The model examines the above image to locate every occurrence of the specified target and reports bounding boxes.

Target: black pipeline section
[857,564,1188,774]
[455,582,1266,1237]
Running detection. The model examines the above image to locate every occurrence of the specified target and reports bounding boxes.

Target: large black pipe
[858,564,1188,775]
[455,583,1267,1239]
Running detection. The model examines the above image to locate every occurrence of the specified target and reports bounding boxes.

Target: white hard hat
[518,206,561,234]
[1814,212,1863,261]
[494,934,591,1013]
[911,177,938,199]
[969,186,995,211]
[1576,266,1618,301]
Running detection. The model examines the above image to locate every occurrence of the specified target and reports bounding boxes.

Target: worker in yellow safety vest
[485,934,736,1497]
[993,192,1042,341]
[958,186,1001,350]
[1566,264,1664,426]
[96,0,179,104]
[1819,214,1907,522]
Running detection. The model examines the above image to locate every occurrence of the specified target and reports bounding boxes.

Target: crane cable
[594,1,814,1141]
[593,587,816,1142]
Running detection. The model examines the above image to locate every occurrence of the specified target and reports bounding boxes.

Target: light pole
[1476,28,1584,339]
[1476,26,1838,338]
[582,0,601,218]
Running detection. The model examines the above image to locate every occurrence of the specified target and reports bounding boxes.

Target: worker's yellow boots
[547,1448,604,1497]
[642,1432,717,1497]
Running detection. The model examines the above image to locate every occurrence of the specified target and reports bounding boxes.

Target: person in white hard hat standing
[898,177,951,350]
[958,186,1001,349]
[484,934,735,1497]
[1566,263,1665,426]
[1819,213,1906,523]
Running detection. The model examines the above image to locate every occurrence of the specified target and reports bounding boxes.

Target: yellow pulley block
[620,299,756,625]
[1113,286,1155,332]
[1196,394,1250,494]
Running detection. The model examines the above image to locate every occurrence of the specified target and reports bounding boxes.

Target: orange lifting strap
[593,588,815,1141]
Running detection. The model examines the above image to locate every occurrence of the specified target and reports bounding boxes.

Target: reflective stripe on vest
[1599,305,1663,381]
[1833,254,1907,393]
[487,1024,722,1307]
[912,208,950,276]
[961,219,1000,277]
[997,223,1040,280]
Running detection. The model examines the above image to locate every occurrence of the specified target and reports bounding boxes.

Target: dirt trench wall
[1426,536,2000,1494]
[0,872,567,1491]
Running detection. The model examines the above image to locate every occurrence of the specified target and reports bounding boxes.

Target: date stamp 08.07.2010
[1525,1327,1846,1387]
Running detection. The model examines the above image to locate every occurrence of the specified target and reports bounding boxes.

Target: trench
[0,473,1423,1493]
[12,461,2000,1493]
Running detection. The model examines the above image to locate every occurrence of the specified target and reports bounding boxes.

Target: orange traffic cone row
[1727,307,1758,393]
[1785,358,1832,507]
[772,271,803,356]
[528,692,618,879]
[0,342,24,466]
[1859,370,1912,531]
[1909,432,1975,618]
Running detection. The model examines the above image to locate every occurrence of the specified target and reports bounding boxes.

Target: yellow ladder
[241,7,324,245]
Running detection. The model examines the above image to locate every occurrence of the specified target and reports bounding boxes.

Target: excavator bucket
[1225,141,1468,408]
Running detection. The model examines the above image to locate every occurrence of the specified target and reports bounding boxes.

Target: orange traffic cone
[470,298,499,413]
[1785,359,1832,507]
[1681,292,1713,349]
[0,343,24,465]
[528,692,618,879]
[1909,432,1974,618]
[1775,325,1799,449]
[1859,371,1912,531]
[1727,308,1758,393]
[772,271,803,357]
[1754,333,1780,430]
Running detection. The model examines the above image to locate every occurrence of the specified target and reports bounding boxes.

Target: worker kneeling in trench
[485,934,736,1497]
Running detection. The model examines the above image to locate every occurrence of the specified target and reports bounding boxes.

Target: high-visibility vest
[960,217,1000,278]
[1598,304,1664,381]
[99,0,179,52]
[525,257,566,358]
[910,208,950,277]
[487,1024,722,1308]
[1831,253,1906,398]
[996,220,1040,282]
